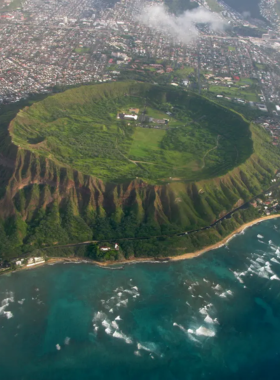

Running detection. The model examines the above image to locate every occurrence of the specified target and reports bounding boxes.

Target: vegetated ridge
[0,81,279,263]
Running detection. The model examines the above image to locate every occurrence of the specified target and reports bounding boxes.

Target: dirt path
[129,160,155,165]
[201,135,220,169]
[115,138,154,166]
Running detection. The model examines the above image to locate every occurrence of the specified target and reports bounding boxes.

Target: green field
[74,47,90,54]
[130,127,166,158]
[1,0,21,10]
[206,0,222,12]
[207,85,259,102]
[174,67,195,79]
[11,82,253,183]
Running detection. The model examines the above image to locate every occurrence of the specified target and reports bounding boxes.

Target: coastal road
[41,178,280,252]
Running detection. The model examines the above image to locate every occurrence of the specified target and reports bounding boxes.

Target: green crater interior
[11,82,253,183]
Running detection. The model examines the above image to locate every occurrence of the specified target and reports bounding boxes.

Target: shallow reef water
[1,219,280,379]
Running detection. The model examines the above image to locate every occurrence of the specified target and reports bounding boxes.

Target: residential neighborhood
[0,0,280,115]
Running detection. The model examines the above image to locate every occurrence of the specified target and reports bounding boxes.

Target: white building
[27,257,45,267]
[124,114,138,120]
[100,247,111,252]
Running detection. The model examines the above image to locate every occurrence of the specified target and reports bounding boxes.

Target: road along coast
[170,214,280,261]
[39,214,280,268]
[3,214,280,276]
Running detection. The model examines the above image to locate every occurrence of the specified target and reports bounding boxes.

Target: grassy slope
[207,85,259,102]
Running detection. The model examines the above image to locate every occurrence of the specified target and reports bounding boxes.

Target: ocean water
[1,220,280,379]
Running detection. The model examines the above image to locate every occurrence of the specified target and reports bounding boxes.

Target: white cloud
[137,4,225,44]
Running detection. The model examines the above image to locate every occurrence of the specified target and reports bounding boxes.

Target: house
[118,113,138,121]
[100,246,111,252]
[114,243,119,250]
[150,118,167,124]
[250,201,257,208]
[124,114,138,120]
[256,104,268,112]
[27,257,45,267]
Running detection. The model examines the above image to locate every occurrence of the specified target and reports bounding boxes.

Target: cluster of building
[100,243,119,252]
[0,0,279,114]
[260,0,280,31]
[256,115,280,146]
[118,113,138,121]
[117,108,169,128]
[15,256,45,267]
[251,185,280,216]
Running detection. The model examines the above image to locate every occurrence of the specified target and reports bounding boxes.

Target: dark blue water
[1,219,280,380]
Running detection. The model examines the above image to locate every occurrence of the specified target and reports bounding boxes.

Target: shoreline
[169,214,280,262]
[44,214,280,267]
[4,214,280,274]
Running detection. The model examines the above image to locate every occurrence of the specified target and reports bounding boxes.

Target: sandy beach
[170,214,280,261]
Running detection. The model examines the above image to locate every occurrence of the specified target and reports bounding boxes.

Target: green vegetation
[233,26,264,38]
[206,0,222,12]
[0,82,280,264]
[206,85,259,102]
[74,47,91,54]
[2,0,22,10]
[173,67,195,78]
[255,63,269,71]
[11,82,254,183]
[38,205,263,261]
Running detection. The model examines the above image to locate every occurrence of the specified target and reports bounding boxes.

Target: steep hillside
[0,82,279,262]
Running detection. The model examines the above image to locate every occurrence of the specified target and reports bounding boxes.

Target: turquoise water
[1,220,280,379]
